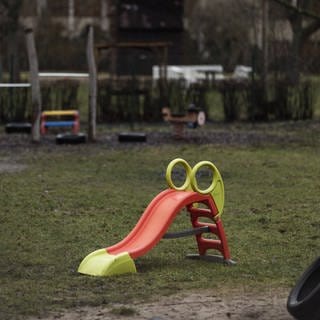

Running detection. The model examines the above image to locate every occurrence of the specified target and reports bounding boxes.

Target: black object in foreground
[287,256,320,320]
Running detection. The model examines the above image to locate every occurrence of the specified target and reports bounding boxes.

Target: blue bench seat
[44,121,76,127]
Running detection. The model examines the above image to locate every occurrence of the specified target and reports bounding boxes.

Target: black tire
[5,122,32,134]
[56,133,87,145]
[118,132,147,142]
[287,256,320,320]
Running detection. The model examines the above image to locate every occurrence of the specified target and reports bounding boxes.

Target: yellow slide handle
[166,158,225,217]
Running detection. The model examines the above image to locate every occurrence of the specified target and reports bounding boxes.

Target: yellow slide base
[78,249,136,277]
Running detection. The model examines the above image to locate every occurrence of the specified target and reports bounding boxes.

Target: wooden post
[262,0,269,101]
[87,25,97,142]
[25,28,41,143]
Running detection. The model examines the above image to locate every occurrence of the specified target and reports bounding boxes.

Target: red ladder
[187,198,233,263]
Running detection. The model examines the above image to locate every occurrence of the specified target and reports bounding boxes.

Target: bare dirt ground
[28,289,293,320]
[1,120,315,152]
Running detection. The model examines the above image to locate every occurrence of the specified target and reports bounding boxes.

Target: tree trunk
[287,15,303,85]
[25,28,41,143]
[101,0,109,31]
[68,0,75,37]
[0,49,3,82]
[285,0,320,85]
[8,30,20,82]
[37,0,47,16]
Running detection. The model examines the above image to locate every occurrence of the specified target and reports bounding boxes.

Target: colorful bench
[40,110,80,135]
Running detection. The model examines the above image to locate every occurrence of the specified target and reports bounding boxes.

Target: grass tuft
[110,306,138,316]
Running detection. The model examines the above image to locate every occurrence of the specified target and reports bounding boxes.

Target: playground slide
[78,189,210,277]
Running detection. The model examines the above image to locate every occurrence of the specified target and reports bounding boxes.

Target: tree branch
[270,0,320,20]
[302,19,320,40]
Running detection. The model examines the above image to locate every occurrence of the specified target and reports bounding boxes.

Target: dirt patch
[29,289,293,320]
[1,121,316,152]
[0,159,27,173]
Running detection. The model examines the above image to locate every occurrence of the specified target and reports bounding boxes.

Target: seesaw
[78,158,234,277]
[162,105,206,138]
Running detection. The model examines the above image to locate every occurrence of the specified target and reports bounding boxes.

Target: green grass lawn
[0,122,320,319]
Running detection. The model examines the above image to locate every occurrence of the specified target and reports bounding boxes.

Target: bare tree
[0,0,23,82]
[187,0,256,71]
[271,0,320,84]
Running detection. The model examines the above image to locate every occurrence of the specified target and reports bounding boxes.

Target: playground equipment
[162,105,206,138]
[1,83,32,134]
[78,158,234,277]
[40,110,80,135]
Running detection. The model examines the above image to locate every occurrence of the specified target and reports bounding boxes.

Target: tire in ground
[5,122,32,134]
[287,256,320,320]
[56,133,87,144]
[118,132,147,142]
